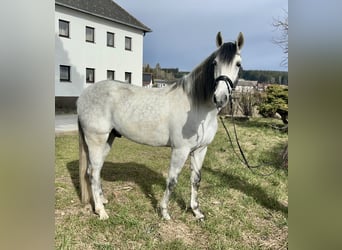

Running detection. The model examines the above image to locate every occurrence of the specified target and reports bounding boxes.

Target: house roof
[236,79,258,87]
[55,0,152,33]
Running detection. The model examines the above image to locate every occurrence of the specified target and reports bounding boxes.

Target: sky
[114,0,288,72]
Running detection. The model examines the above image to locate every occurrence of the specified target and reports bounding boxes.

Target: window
[86,26,95,43]
[107,70,115,80]
[107,32,115,47]
[86,68,95,83]
[125,36,132,51]
[59,20,69,38]
[125,72,132,84]
[60,65,71,81]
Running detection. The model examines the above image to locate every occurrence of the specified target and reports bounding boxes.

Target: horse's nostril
[224,95,228,103]
[213,95,217,104]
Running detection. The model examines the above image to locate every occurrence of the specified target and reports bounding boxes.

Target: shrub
[258,85,288,119]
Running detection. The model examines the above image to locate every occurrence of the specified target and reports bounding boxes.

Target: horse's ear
[216,32,223,47]
[236,32,244,50]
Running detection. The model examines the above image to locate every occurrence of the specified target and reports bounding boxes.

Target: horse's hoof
[163,214,171,220]
[162,212,171,220]
[96,209,109,220]
[197,216,205,222]
[194,213,205,221]
[193,209,205,221]
[99,212,109,220]
[161,209,171,220]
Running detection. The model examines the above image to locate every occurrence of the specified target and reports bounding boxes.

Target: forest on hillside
[239,69,288,85]
[143,64,288,85]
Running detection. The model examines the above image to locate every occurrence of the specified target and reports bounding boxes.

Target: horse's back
[77,81,178,146]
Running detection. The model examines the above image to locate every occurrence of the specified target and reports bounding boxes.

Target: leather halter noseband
[214,75,234,94]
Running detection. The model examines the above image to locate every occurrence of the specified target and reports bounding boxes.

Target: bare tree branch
[272,10,288,67]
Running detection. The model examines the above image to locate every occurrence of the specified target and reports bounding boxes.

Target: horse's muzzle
[213,93,228,109]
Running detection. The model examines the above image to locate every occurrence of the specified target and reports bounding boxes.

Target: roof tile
[56,0,151,32]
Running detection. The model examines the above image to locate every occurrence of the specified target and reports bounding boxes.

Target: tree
[144,64,151,73]
[272,9,288,67]
[154,63,161,78]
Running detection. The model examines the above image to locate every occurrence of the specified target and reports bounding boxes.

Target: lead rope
[219,97,281,176]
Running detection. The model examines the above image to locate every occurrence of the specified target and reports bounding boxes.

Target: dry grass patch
[158,220,209,249]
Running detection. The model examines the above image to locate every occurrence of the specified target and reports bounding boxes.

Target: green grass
[55,117,288,249]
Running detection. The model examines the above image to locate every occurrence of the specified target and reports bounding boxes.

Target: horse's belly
[113,119,170,147]
[109,96,173,146]
[122,128,170,146]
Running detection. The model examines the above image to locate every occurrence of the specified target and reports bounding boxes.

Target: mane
[173,42,238,106]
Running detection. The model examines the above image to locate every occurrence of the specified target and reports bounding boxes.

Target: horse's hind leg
[85,132,112,220]
[190,146,207,220]
[160,147,190,220]
[98,130,116,204]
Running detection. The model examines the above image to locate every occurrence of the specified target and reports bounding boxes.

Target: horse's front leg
[190,146,207,220]
[160,147,190,220]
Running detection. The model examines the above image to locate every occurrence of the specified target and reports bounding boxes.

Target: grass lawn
[55,117,288,249]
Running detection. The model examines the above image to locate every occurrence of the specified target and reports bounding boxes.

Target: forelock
[217,42,237,64]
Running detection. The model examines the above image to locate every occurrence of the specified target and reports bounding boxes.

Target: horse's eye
[236,62,241,67]
[212,60,217,66]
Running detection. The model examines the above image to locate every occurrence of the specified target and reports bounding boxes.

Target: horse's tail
[78,118,91,204]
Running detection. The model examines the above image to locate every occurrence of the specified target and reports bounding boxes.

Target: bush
[258,85,288,119]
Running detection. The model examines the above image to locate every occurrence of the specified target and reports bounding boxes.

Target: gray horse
[77,32,244,220]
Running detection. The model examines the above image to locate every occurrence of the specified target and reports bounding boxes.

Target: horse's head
[212,32,244,110]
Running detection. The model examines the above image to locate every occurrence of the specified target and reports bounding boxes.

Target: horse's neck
[187,61,208,84]
[184,54,216,106]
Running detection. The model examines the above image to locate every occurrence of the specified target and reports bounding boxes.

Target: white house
[55,0,151,109]
[235,79,258,93]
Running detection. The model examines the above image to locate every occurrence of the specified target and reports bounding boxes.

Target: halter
[214,75,234,95]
